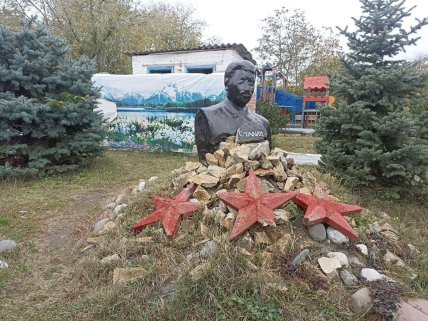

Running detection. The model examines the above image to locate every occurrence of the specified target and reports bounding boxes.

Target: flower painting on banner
[93,73,225,152]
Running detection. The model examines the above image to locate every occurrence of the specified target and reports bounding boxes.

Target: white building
[127,43,256,75]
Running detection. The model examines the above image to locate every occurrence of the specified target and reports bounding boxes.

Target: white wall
[132,49,244,74]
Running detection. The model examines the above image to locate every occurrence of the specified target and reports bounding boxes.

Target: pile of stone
[91,137,419,317]
[87,176,159,249]
[168,138,416,314]
[171,138,311,199]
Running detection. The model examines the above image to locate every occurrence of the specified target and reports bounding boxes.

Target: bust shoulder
[197,101,226,117]
[254,113,270,128]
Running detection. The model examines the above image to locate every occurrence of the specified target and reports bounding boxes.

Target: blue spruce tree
[316,0,428,192]
[0,20,106,177]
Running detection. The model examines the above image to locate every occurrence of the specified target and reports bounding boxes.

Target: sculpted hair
[224,60,256,85]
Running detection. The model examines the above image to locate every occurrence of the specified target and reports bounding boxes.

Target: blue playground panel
[256,89,316,127]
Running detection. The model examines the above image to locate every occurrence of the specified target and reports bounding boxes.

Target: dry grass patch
[273,134,319,154]
[1,150,427,321]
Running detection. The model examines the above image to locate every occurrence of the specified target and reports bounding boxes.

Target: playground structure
[301,76,330,128]
[256,65,330,129]
[257,64,288,103]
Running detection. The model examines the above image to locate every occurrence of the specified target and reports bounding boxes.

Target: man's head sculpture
[224,61,257,108]
[194,60,272,162]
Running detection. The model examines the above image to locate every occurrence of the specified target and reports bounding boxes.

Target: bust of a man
[194,60,272,161]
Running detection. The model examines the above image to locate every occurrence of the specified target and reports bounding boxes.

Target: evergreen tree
[316,0,428,191]
[0,20,106,177]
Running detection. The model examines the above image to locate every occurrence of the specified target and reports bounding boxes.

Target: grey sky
[166,0,428,60]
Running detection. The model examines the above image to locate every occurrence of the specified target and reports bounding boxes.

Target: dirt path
[1,190,112,320]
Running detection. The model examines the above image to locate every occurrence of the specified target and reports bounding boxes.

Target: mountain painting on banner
[92,73,225,152]
[93,73,225,107]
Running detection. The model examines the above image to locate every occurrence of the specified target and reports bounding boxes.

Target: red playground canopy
[304,76,330,92]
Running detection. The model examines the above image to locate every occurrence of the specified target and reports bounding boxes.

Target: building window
[185,65,215,74]
[147,66,173,74]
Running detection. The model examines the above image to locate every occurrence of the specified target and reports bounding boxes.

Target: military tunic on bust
[195,97,272,161]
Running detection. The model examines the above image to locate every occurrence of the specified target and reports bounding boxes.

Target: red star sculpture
[217,169,297,241]
[293,193,363,241]
[133,183,202,237]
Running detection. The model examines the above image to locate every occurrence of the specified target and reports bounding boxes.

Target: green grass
[273,134,318,153]
[0,150,195,241]
[1,149,427,321]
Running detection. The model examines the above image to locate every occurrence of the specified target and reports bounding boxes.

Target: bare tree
[1,0,208,73]
[255,7,342,88]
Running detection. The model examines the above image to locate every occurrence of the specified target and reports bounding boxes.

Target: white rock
[356,244,368,256]
[221,212,235,229]
[189,198,200,204]
[100,221,117,234]
[0,240,17,253]
[351,287,372,314]
[113,204,128,215]
[148,176,159,183]
[307,224,327,241]
[274,209,289,224]
[104,202,117,210]
[100,254,120,264]
[186,240,218,262]
[0,260,8,269]
[292,249,310,269]
[206,165,226,178]
[271,147,286,158]
[407,243,420,255]
[188,174,219,188]
[138,181,146,192]
[368,222,381,233]
[326,227,349,244]
[327,252,349,268]
[284,177,299,191]
[384,250,406,267]
[254,231,272,245]
[115,188,131,204]
[318,257,342,278]
[230,145,251,162]
[93,218,110,235]
[340,269,358,286]
[361,268,388,282]
[113,267,148,284]
[248,141,270,160]
[214,209,226,223]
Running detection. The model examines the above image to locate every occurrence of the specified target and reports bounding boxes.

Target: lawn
[0,141,427,321]
[273,134,319,154]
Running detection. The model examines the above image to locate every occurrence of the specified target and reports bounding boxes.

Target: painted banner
[92,73,225,152]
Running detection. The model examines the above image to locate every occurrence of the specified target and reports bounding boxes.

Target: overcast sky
[163,0,428,60]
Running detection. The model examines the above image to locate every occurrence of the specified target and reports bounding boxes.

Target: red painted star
[133,183,202,237]
[293,193,363,241]
[217,169,297,241]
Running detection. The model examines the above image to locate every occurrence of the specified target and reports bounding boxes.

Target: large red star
[293,193,363,241]
[217,169,297,241]
[133,183,202,237]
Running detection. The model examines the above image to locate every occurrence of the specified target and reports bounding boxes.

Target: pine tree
[316,0,428,192]
[0,20,106,177]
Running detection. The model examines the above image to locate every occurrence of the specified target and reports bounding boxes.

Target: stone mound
[93,137,419,319]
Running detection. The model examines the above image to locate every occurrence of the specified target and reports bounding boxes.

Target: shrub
[0,20,106,177]
[256,101,288,134]
[316,0,428,192]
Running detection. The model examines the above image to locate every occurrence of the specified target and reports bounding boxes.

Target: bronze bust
[194,61,272,161]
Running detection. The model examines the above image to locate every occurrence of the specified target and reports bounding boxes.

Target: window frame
[184,65,216,74]
[147,66,174,74]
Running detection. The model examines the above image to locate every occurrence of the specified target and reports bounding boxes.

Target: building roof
[126,43,256,64]
[304,76,330,91]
